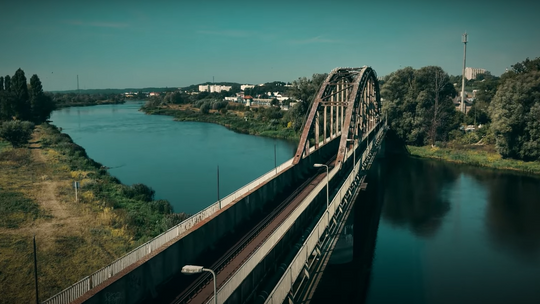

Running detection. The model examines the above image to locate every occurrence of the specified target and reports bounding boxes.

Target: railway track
[172,157,336,304]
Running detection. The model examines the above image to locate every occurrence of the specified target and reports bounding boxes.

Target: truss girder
[292,67,381,167]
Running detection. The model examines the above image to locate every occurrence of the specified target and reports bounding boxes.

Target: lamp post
[182,265,217,304]
[314,164,329,208]
[346,139,356,175]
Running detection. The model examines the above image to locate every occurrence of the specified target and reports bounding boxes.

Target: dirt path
[24,131,84,246]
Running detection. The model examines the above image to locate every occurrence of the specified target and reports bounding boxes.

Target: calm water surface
[364,157,540,304]
[50,102,297,214]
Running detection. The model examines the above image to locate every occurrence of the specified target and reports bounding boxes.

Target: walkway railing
[262,122,386,304]
[42,135,339,304]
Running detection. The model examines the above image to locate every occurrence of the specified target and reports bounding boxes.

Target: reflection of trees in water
[474,172,540,261]
[381,157,456,237]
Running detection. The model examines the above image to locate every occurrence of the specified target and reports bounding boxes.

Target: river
[50,103,540,304]
[50,102,297,214]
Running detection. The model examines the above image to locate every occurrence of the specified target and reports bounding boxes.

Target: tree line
[0,69,56,147]
[0,68,55,123]
[382,56,540,161]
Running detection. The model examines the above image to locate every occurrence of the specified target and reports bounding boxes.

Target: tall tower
[460,32,468,113]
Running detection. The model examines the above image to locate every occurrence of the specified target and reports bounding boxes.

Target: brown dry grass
[0,126,132,304]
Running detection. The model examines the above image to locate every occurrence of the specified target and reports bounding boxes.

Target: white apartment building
[198,84,232,93]
[465,67,486,80]
[241,84,255,91]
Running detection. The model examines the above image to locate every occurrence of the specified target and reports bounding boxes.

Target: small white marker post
[74,181,80,202]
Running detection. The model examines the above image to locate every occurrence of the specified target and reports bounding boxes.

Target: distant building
[465,67,486,80]
[224,96,241,102]
[241,84,255,91]
[243,95,254,106]
[149,92,160,97]
[198,85,232,93]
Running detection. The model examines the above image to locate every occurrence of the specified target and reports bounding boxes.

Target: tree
[29,74,55,123]
[466,74,500,125]
[270,98,279,107]
[382,66,458,146]
[0,91,16,121]
[287,73,327,131]
[11,69,31,120]
[4,75,11,92]
[0,120,35,147]
[200,102,210,114]
[0,76,4,91]
[489,70,540,161]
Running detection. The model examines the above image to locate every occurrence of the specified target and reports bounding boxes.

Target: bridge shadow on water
[309,157,390,304]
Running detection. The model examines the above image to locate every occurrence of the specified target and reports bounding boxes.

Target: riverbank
[408,145,540,175]
[143,104,299,141]
[0,124,186,303]
[54,99,125,109]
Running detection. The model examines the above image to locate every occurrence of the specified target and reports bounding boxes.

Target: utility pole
[33,235,39,304]
[461,32,468,113]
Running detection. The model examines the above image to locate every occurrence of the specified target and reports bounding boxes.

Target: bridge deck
[179,165,332,304]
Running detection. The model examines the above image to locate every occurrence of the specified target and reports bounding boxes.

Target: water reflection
[470,171,540,261]
[381,157,455,237]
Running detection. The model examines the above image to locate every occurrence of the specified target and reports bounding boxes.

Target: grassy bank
[408,145,540,175]
[144,105,299,141]
[0,124,186,303]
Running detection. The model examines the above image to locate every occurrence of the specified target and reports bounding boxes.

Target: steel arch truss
[292,66,381,168]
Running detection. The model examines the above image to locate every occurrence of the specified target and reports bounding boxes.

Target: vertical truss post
[330,102,334,138]
[323,106,327,143]
[315,111,319,148]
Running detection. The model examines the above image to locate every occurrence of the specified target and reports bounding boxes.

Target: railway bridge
[44,66,389,304]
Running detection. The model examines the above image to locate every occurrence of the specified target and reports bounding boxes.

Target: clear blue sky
[1,0,539,91]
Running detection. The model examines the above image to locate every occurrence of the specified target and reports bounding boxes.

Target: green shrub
[0,121,35,147]
[200,102,210,114]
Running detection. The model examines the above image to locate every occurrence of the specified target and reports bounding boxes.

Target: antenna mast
[460,32,468,113]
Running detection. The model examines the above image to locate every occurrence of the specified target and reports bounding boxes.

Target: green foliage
[489,69,540,161]
[4,75,11,91]
[39,124,180,241]
[0,120,35,147]
[244,81,288,97]
[11,69,31,121]
[0,191,41,228]
[30,74,55,123]
[52,92,124,108]
[283,74,327,132]
[382,66,458,146]
[123,183,155,202]
[200,102,210,114]
[0,70,55,123]
[408,145,540,175]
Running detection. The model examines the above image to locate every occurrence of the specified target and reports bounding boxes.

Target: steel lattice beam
[292,67,381,167]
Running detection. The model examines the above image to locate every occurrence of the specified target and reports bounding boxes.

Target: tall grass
[0,124,189,303]
[408,145,540,175]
